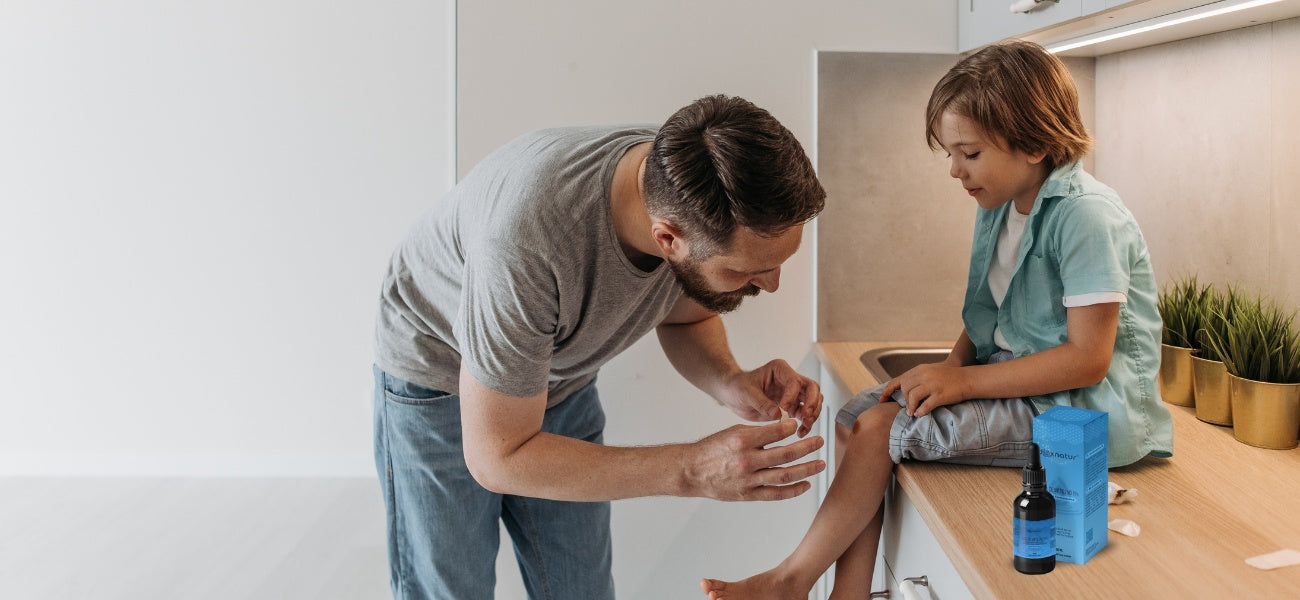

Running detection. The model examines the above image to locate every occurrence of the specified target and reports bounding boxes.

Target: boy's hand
[716,359,823,437]
[880,363,971,418]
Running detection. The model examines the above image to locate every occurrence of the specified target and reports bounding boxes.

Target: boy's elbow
[1084,356,1112,387]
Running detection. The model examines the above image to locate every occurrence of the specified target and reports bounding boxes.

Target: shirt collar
[1036,160,1083,202]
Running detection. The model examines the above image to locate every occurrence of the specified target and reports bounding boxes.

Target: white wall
[0,1,455,476]
[0,1,955,597]
[456,2,955,598]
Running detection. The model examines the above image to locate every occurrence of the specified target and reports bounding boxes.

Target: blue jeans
[373,366,615,600]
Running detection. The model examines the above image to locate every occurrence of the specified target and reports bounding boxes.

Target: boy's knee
[835,421,853,448]
[852,402,900,438]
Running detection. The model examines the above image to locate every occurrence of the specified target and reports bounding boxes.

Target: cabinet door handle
[900,575,931,600]
[1010,0,1060,13]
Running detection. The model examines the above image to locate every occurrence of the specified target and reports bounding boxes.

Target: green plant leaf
[1157,274,1206,350]
[1214,292,1300,383]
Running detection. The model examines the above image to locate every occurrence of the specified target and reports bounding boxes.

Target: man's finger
[800,381,821,415]
[776,376,802,415]
[798,403,819,437]
[753,434,823,468]
[757,459,826,487]
[796,385,822,437]
[744,480,812,502]
[753,399,781,421]
[748,418,799,446]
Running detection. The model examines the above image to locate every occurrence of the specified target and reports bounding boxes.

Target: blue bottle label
[1014,517,1056,559]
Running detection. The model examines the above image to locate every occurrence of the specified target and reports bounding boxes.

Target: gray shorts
[835,353,1038,467]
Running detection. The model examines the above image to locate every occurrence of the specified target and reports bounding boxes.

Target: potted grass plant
[1191,285,1240,426]
[1157,275,1206,407]
[1202,295,1300,449]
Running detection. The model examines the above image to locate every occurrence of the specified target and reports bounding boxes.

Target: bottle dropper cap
[1023,442,1046,491]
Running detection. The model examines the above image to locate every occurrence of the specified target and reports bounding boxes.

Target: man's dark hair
[643,94,825,257]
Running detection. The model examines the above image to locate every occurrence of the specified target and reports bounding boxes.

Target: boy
[701,42,1172,599]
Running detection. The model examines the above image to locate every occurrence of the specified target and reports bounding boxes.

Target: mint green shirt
[962,161,1173,467]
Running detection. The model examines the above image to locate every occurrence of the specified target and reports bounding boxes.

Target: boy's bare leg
[827,502,884,600]
[827,415,886,598]
[701,402,901,599]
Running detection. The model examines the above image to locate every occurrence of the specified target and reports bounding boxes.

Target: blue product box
[1032,406,1108,565]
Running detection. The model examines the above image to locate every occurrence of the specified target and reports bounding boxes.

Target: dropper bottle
[1013,442,1056,574]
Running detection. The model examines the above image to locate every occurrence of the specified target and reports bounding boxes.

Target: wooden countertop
[816,341,1300,598]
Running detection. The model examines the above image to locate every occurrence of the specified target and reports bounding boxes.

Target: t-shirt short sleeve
[455,238,558,398]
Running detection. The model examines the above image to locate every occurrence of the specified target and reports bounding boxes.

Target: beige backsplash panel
[1094,17,1300,310]
[818,18,1300,344]
[816,52,1095,342]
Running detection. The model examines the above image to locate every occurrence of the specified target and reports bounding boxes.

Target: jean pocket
[383,374,453,406]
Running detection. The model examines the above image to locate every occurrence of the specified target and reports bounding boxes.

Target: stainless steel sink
[859,346,950,382]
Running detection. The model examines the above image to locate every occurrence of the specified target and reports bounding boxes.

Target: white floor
[0,478,390,600]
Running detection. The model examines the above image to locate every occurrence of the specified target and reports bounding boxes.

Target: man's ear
[1027,148,1049,165]
[649,219,688,260]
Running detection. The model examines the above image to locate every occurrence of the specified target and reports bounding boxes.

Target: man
[373,94,827,599]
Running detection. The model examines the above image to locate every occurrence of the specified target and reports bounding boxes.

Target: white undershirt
[988,208,1029,312]
[988,207,1126,351]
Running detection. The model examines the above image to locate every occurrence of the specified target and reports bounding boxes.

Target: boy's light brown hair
[926,41,1092,169]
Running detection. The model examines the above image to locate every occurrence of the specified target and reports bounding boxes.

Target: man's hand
[715,359,822,437]
[879,363,971,418]
[683,419,825,501]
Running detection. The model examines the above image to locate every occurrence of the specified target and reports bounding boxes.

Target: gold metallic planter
[1229,375,1300,450]
[1192,357,1232,426]
[1159,344,1195,407]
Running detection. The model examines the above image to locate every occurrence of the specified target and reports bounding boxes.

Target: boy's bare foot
[699,569,808,600]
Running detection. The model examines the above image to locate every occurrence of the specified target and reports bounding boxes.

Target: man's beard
[667,255,761,314]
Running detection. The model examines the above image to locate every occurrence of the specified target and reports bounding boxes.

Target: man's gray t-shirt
[374,126,683,407]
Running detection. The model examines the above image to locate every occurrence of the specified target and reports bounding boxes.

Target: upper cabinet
[958,0,1300,55]
[1080,0,1137,12]
[959,0,1093,51]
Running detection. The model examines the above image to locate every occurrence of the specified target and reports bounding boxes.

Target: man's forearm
[459,366,700,501]
[656,314,741,399]
[459,332,824,504]
[469,431,694,501]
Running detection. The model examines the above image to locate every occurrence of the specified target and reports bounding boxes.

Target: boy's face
[937,110,1049,215]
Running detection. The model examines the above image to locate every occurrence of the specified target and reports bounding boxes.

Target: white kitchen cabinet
[878,477,974,600]
[816,365,972,600]
[958,0,1088,52]
[957,0,1153,51]
[1081,0,1137,11]
[960,0,1300,55]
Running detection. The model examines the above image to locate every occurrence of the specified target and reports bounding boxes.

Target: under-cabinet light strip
[1046,0,1284,53]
